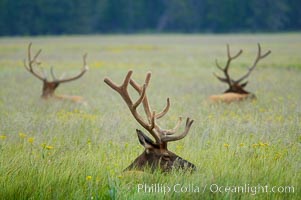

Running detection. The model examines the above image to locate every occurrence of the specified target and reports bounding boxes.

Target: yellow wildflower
[28,137,34,144]
[224,143,230,148]
[19,132,27,138]
[86,176,92,181]
[252,144,259,148]
[239,143,244,147]
[259,142,265,147]
[274,153,282,160]
[0,135,7,140]
[45,145,54,150]
[73,109,80,113]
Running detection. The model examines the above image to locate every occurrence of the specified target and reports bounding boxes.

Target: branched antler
[24,43,88,84]
[24,42,45,81]
[214,43,271,94]
[214,44,243,87]
[104,70,194,145]
[24,43,89,99]
[235,43,271,83]
[56,54,88,84]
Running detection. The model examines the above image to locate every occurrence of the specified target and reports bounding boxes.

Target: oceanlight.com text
[209,184,295,195]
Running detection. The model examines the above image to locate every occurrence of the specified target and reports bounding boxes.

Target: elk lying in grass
[209,43,271,103]
[104,70,195,172]
[24,43,88,103]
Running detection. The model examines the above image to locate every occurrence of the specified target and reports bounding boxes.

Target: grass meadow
[0,34,300,199]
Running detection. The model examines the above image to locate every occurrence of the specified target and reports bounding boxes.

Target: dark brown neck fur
[41,81,60,98]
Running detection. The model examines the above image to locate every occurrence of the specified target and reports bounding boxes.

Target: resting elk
[24,43,88,103]
[209,43,271,103]
[104,70,196,172]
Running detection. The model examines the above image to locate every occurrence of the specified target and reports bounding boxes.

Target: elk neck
[41,81,60,98]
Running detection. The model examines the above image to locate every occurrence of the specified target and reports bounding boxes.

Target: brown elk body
[24,43,88,104]
[209,43,271,103]
[104,71,196,172]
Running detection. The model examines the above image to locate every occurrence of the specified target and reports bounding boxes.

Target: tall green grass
[0,34,300,199]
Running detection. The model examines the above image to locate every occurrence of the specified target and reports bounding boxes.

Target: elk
[24,43,88,103]
[209,43,271,103]
[104,70,196,172]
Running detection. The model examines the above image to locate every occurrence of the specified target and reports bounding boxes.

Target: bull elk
[209,43,271,103]
[24,43,88,103]
[104,70,196,172]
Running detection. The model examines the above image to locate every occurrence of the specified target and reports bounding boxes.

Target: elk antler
[24,43,88,83]
[54,54,88,84]
[213,43,271,94]
[214,44,243,87]
[104,70,194,145]
[23,42,46,81]
[235,43,271,84]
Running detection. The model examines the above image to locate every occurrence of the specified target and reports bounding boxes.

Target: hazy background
[0,0,300,36]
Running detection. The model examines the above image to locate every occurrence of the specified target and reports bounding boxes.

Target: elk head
[211,43,271,102]
[104,71,195,172]
[24,43,88,102]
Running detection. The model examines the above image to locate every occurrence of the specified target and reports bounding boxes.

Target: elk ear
[136,129,157,149]
[241,81,248,88]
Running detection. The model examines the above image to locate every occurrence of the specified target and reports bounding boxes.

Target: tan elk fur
[209,92,256,103]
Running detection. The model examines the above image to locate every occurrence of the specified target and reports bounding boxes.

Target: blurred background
[0,0,300,36]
